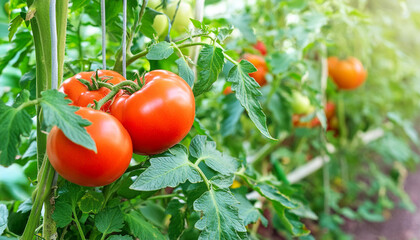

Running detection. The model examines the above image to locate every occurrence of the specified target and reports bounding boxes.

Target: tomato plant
[1,0,420,240]
[47,107,132,187]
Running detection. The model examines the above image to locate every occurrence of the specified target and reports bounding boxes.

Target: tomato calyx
[93,80,141,110]
[76,70,115,91]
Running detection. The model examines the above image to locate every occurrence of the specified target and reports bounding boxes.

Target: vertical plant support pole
[22,0,69,239]
[101,0,106,69]
[122,0,127,78]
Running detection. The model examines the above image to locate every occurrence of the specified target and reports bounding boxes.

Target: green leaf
[272,203,310,237]
[190,18,204,29]
[369,133,413,163]
[59,182,84,208]
[125,211,165,240]
[107,235,132,240]
[70,0,90,11]
[0,204,8,235]
[254,184,297,209]
[387,112,419,145]
[52,199,73,228]
[193,118,213,140]
[166,199,185,240]
[227,60,274,139]
[193,45,224,96]
[269,52,297,75]
[221,94,244,137]
[231,189,268,226]
[0,31,32,75]
[228,14,256,43]
[189,135,239,175]
[0,101,32,166]
[130,145,202,191]
[176,57,195,87]
[289,201,318,220]
[194,189,247,240]
[146,41,174,60]
[216,27,234,42]
[8,15,23,41]
[95,208,124,235]
[210,174,234,189]
[40,89,97,152]
[78,191,105,214]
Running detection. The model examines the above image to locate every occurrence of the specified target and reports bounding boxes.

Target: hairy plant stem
[22,0,68,239]
[21,156,55,239]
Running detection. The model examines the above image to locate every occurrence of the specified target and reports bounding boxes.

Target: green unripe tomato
[153,14,169,36]
[147,0,161,9]
[164,2,194,34]
[291,91,313,115]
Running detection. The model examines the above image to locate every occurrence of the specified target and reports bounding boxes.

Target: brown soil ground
[344,167,420,240]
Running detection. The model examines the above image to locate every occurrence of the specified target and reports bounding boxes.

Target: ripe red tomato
[223,86,233,95]
[223,54,268,95]
[59,70,126,111]
[292,114,321,128]
[253,41,267,56]
[327,57,367,90]
[110,70,195,155]
[244,53,268,87]
[47,108,132,187]
[325,101,336,120]
[293,101,335,129]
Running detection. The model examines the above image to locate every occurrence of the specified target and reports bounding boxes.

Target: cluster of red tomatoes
[293,56,366,130]
[47,70,195,187]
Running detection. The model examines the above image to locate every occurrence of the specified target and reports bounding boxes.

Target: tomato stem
[223,52,239,66]
[121,42,209,71]
[175,34,213,45]
[72,208,87,240]
[21,155,55,239]
[125,163,147,173]
[94,81,141,110]
[148,193,182,201]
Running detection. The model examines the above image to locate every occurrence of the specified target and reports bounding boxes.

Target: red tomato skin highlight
[47,108,132,187]
[114,70,195,155]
